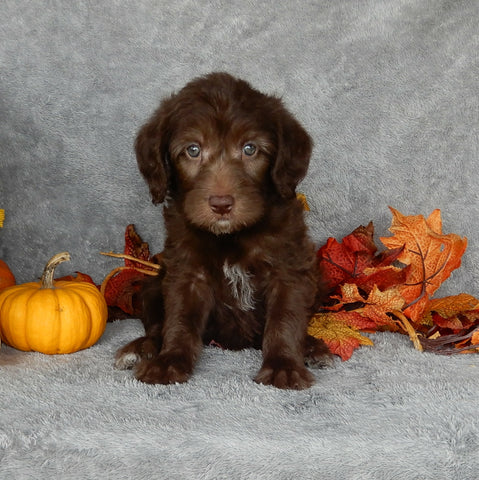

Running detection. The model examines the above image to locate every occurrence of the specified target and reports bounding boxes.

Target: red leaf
[103,268,145,316]
[124,224,151,268]
[431,312,464,331]
[56,271,96,285]
[101,225,161,319]
[357,266,409,294]
[317,222,406,295]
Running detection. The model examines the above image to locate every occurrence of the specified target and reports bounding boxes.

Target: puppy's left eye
[186,144,201,158]
[243,143,257,156]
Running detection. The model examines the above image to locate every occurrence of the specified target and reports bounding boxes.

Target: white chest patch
[222,262,255,311]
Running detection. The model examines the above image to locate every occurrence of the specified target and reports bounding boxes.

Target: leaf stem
[99,266,159,296]
[392,310,423,352]
[100,251,161,270]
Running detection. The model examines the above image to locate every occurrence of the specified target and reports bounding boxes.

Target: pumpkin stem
[40,252,71,289]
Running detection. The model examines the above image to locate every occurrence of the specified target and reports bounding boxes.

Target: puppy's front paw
[135,353,192,385]
[114,336,159,370]
[255,358,315,390]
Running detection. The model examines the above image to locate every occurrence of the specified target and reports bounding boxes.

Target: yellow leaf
[357,285,405,326]
[336,283,364,303]
[422,293,479,325]
[296,193,310,211]
[308,312,373,361]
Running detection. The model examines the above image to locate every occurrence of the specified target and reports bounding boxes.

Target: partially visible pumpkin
[0,259,15,291]
[0,252,107,354]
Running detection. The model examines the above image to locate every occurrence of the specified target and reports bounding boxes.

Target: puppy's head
[135,72,312,235]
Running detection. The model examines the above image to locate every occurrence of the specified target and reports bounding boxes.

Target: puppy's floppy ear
[271,108,313,199]
[135,102,172,205]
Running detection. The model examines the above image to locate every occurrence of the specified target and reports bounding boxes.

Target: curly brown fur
[115,72,332,390]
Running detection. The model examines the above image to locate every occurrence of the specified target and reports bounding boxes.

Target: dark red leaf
[56,271,96,285]
[103,268,145,316]
[317,222,407,295]
[124,224,151,268]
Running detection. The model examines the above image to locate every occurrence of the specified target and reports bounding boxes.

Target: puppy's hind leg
[303,334,334,369]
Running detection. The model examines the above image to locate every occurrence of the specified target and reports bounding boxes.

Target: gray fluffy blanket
[1,1,478,478]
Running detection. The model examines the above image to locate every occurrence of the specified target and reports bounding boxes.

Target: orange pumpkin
[0,259,15,291]
[0,252,107,354]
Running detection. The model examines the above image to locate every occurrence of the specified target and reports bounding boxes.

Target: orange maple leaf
[308,312,373,361]
[356,285,405,327]
[422,293,479,329]
[380,207,467,323]
[317,222,407,295]
[329,283,404,328]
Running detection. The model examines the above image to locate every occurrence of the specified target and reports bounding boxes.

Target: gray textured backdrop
[1,2,479,479]
[1,0,478,295]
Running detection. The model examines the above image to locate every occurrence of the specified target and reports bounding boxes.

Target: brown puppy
[115,72,332,389]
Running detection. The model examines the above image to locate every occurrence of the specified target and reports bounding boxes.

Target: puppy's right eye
[243,143,257,156]
[186,144,201,158]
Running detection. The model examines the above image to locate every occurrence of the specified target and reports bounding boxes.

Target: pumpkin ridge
[27,287,60,353]
[60,281,108,349]
[0,285,38,350]
[62,287,93,352]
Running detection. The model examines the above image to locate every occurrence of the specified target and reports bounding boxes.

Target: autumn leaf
[356,285,405,327]
[330,283,365,306]
[124,224,154,270]
[101,225,161,319]
[380,207,467,323]
[312,207,478,359]
[424,293,479,320]
[317,223,376,292]
[56,271,96,285]
[102,268,145,316]
[422,294,479,330]
[296,193,310,211]
[317,222,407,296]
[357,265,410,294]
[308,312,374,361]
[320,304,379,331]
[328,284,404,328]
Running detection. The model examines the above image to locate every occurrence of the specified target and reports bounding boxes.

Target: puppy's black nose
[209,195,234,215]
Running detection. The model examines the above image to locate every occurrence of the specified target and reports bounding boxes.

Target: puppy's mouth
[184,191,264,235]
[210,217,235,235]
